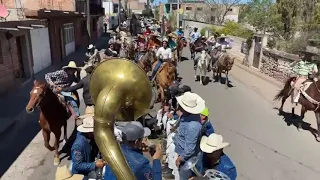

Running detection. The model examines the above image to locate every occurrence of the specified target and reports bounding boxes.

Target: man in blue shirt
[173,92,206,180]
[177,26,184,37]
[71,117,105,178]
[104,121,162,180]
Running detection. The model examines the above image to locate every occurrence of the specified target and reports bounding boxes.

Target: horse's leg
[199,68,203,85]
[159,86,165,106]
[225,70,229,86]
[63,120,67,144]
[42,129,54,151]
[194,66,197,80]
[315,112,320,141]
[204,66,207,84]
[53,130,62,166]
[297,105,306,131]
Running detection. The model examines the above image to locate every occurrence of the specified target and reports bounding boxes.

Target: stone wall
[260,48,299,82]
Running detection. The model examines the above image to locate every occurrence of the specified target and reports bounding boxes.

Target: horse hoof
[61,139,67,147]
[316,136,320,142]
[54,157,60,166]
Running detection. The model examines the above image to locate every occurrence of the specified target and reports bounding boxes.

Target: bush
[217,21,254,39]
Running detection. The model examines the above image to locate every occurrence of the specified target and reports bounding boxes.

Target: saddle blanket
[292,81,313,103]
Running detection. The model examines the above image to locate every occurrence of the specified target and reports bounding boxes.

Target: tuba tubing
[90,59,152,180]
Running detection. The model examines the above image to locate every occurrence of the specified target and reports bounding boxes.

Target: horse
[189,38,203,60]
[274,77,320,141]
[152,60,176,105]
[137,50,157,73]
[195,50,211,85]
[212,54,235,87]
[177,37,187,62]
[25,80,74,165]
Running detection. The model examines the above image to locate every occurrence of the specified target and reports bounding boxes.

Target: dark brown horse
[212,54,235,87]
[189,38,203,60]
[177,37,187,62]
[25,80,73,165]
[274,77,320,141]
[137,50,157,73]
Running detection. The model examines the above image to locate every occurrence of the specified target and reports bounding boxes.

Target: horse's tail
[274,77,296,101]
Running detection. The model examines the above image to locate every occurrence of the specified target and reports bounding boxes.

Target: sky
[153,0,250,6]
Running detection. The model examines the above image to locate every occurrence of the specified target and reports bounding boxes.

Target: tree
[204,0,241,25]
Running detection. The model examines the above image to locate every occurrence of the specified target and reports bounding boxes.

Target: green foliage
[217,22,254,40]
[154,7,160,20]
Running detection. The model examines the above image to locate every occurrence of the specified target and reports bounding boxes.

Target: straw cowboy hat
[176,92,205,114]
[77,116,94,133]
[62,61,81,70]
[78,106,94,119]
[217,34,227,39]
[162,38,169,42]
[200,133,230,153]
[168,33,177,39]
[55,165,84,180]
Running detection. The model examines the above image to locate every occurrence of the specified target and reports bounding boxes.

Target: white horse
[194,50,211,85]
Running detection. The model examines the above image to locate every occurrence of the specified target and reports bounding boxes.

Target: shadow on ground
[275,108,318,140]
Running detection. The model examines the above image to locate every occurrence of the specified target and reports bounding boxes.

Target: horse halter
[30,86,46,108]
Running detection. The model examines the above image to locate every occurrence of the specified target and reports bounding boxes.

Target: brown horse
[189,38,203,60]
[25,80,72,165]
[152,61,176,105]
[137,50,157,73]
[177,37,187,62]
[212,54,235,87]
[274,77,320,141]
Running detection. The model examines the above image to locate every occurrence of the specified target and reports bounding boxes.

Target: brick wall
[23,0,75,11]
[260,48,299,83]
[0,30,30,95]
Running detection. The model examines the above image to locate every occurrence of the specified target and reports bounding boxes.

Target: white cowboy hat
[200,133,230,153]
[78,106,94,119]
[217,34,227,39]
[179,26,183,29]
[55,165,84,180]
[62,61,81,70]
[176,92,205,114]
[77,116,94,133]
[88,44,94,49]
[162,38,169,42]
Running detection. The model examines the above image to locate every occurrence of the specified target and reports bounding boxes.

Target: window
[81,20,86,36]
[210,16,215,22]
[64,23,74,44]
[0,41,3,64]
[196,7,203,11]
[186,7,192,11]
[113,4,119,13]
[228,8,233,12]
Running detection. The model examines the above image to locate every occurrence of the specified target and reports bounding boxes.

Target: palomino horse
[212,54,235,87]
[195,50,211,85]
[274,77,320,141]
[152,61,176,105]
[177,37,187,62]
[25,80,75,165]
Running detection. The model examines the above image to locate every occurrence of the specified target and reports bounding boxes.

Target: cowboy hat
[200,133,230,153]
[62,61,81,70]
[162,38,169,42]
[168,33,177,38]
[88,44,94,49]
[78,106,94,119]
[55,165,84,180]
[179,26,183,29]
[176,92,205,114]
[217,34,227,39]
[77,116,94,133]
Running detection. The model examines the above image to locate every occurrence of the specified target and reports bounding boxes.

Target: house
[0,0,104,95]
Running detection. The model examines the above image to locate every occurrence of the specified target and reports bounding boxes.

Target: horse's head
[26,80,47,113]
[179,37,187,47]
[200,50,207,65]
[225,56,235,71]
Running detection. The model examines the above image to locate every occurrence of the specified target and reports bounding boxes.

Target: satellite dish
[0,5,9,18]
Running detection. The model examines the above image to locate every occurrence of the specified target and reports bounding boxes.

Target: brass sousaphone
[90,59,152,179]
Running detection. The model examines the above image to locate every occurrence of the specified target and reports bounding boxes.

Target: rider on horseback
[190,27,201,45]
[291,51,318,104]
[150,38,172,80]
[193,36,208,69]
[45,61,81,117]
[85,44,101,66]
[135,34,147,62]
[176,26,184,37]
[104,43,118,58]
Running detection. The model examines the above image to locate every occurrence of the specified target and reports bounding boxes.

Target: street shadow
[275,108,318,138]
[180,56,189,61]
[195,75,212,86]
[0,110,40,177]
[213,76,234,88]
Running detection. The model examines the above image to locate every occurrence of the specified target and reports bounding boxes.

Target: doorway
[15,36,25,79]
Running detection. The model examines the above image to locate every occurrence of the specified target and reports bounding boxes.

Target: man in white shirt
[150,38,172,80]
[190,27,201,44]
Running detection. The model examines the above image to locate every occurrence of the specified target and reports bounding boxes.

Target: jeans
[150,60,163,80]
[179,162,194,180]
[61,91,80,117]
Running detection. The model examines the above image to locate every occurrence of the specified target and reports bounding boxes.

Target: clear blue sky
[153,0,250,6]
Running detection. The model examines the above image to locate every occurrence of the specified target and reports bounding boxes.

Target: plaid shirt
[45,70,79,89]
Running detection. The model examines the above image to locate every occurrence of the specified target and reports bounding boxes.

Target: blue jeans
[179,162,194,180]
[61,91,80,117]
[150,60,162,80]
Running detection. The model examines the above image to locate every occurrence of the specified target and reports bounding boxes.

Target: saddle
[57,94,72,116]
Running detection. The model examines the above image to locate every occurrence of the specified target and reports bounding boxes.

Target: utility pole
[86,0,91,44]
[176,0,180,29]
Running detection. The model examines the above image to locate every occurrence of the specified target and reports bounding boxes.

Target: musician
[103,121,163,180]
[194,133,237,180]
